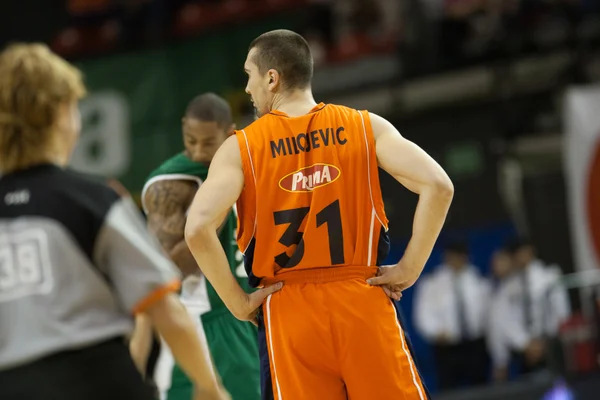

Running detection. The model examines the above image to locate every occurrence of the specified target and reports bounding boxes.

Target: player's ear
[267,69,279,92]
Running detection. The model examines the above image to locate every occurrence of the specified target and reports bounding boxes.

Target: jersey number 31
[274,199,344,268]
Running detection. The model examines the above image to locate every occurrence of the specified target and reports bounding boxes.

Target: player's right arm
[366,112,454,296]
[144,180,199,277]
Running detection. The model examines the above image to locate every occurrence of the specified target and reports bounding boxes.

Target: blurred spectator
[414,241,491,390]
[487,238,570,380]
[490,247,514,284]
[486,248,516,382]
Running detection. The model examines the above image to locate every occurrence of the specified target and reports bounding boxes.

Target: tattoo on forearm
[148,218,184,252]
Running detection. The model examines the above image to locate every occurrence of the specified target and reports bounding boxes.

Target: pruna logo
[279,164,341,193]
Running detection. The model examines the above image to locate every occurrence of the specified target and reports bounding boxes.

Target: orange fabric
[132,279,181,315]
[236,104,424,398]
[235,103,388,283]
[262,280,427,399]
[261,265,378,286]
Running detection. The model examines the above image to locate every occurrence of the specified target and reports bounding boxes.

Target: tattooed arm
[144,180,199,277]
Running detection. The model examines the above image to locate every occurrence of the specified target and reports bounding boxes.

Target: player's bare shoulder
[214,131,243,167]
[367,112,400,141]
[144,179,197,216]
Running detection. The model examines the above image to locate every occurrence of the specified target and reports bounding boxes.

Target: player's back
[236,103,389,286]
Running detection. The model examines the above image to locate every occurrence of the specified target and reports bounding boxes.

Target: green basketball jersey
[142,152,251,312]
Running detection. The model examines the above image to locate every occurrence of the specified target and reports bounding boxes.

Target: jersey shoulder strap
[146,153,208,181]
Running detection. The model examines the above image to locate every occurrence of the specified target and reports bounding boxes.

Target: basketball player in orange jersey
[185,30,454,399]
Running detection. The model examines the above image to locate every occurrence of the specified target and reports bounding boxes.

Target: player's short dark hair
[249,29,313,90]
[445,241,469,256]
[506,237,534,253]
[185,93,232,128]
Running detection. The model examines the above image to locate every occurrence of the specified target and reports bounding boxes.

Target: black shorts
[0,337,156,400]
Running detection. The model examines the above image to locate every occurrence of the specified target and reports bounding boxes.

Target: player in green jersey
[140,93,260,400]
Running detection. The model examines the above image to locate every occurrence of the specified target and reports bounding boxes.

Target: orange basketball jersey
[235,103,389,287]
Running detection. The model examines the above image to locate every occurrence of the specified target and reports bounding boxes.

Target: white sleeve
[479,278,493,317]
[545,266,570,334]
[413,278,440,340]
[94,197,181,313]
[499,289,531,351]
[487,294,511,368]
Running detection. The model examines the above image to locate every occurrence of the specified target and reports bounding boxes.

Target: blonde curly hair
[0,43,86,173]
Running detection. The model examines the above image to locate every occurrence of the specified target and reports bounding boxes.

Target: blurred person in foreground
[0,43,228,400]
[141,93,260,400]
[414,241,491,390]
[105,178,163,395]
[185,29,453,399]
[488,238,570,381]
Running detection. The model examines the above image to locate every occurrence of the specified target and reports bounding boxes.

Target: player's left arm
[366,112,453,296]
[185,136,281,323]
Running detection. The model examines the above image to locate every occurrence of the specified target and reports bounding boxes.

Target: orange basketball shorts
[260,266,427,400]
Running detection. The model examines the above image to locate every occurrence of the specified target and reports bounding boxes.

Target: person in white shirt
[414,241,491,390]
[486,247,516,382]
[487,239,570,381]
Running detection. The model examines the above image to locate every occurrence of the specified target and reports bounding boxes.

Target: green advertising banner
[71,16,299,196]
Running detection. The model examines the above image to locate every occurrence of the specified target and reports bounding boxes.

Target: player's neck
[271,90,317,117]
[17,151,68,172]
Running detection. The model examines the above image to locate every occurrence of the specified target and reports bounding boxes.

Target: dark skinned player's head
[182,93,235,164]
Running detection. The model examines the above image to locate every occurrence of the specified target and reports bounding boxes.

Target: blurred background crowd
[2,0,600,399]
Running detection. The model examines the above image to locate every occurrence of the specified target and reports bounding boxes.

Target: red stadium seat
[51,27,87,57]
[559,313,599,374]
[92,19,122,52]
[328,33,373,64]
[371,30,400,54]
[68,0,113,16]
[173,2,211,37]
[51,20,121,58]
[173,2,241,37]
[172,0,309,38]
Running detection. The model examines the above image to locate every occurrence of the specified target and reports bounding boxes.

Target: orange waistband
[260,266,379,286]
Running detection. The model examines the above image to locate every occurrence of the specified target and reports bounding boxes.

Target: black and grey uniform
[0,164,180,400]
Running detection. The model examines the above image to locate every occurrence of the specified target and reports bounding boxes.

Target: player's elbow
[184,213,213,245]
[428,172,454,201]
[438,175,454,199]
